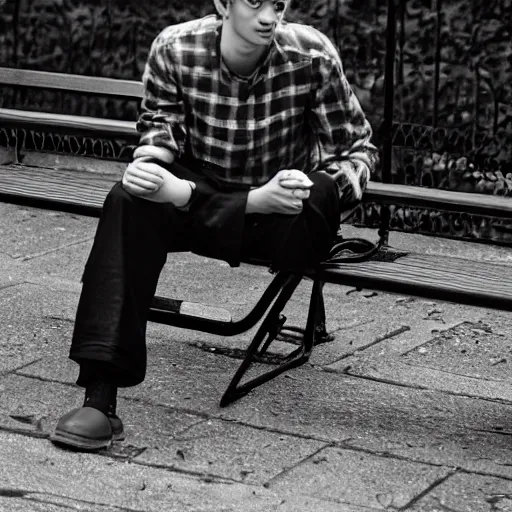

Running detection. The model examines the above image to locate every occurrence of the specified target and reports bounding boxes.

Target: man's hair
[213,0,288,18]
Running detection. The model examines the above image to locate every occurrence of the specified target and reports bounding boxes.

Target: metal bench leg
[219,276,324,407]
[274,281,333,346]
[313,284,336,344]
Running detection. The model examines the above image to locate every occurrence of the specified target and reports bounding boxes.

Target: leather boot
[51,406,124,451]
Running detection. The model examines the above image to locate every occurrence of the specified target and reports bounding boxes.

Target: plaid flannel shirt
[137,15,378,205]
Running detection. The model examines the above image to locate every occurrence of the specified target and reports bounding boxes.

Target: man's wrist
[246,188,262,214]
[141,174,193,206]
[161,174,194,206]
[133,145,174,164]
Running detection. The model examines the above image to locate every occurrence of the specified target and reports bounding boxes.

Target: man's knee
[307,172,340,209]
[104,182,132,208]
[103,182,150,218]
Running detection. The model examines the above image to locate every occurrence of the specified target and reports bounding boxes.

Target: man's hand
[278,169,313,197]
[122,158,165,197]
[246,169,313,215]
[122,157,194,206]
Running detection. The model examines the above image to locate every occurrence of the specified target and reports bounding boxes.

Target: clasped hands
[246,169,313,215]
[122,146,313,215]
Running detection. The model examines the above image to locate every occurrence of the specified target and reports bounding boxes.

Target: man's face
[226,0,287,47]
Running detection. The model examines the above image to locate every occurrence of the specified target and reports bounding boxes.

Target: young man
[51,0,378,450]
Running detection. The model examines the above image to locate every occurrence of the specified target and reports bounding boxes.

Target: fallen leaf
[376,492,394,508]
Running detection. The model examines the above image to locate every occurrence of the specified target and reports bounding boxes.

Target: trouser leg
[70,164,249,388]
[70,182,192,387]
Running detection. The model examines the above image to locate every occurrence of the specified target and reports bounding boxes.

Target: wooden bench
[1,64,511,406]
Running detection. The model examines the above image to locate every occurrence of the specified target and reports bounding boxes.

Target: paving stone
[270,446,452,509]
[342,360,512,403]
[401,317,512,382]
[345,430,512,483]
[409,471,512,511]
[0,431,281,512]
[0,203,96,259]
[136,418,327,484]
[0,500,47,512]
[0,283,78,374]
[312,281,475,367]
[0,275,20,290]
[328,313,512,403]
[0,253,23,290]
[18,240,92,284]
[5,176,512,512]
[310,311,409,366]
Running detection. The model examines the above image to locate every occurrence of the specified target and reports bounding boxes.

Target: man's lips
[256,28,273,36]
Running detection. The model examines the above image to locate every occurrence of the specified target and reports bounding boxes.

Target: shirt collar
[213,21,278,86]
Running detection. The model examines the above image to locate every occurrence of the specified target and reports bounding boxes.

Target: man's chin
[254,32,274,44]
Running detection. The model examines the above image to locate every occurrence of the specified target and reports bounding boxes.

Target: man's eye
[243,0,286,11]
[245,0,263,8]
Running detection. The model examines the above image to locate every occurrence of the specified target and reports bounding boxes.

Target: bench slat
[0,67,144,98]
[366,182,512,219]
[0,164,113,212]
[319,253,512,311]
[0,108,138,140]
[393,253,509,288]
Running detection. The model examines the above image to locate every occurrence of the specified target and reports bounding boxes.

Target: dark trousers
[70,164,340,387]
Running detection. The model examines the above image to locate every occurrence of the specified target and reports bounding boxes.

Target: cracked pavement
[1,201,512,511]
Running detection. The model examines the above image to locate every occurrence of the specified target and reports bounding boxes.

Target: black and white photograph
[0,0,511,509]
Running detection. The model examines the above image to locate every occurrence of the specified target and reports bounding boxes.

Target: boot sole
[51,424,124,449]
[51,429,112,451]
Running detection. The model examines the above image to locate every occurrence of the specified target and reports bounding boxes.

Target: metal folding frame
[148,270,326,407]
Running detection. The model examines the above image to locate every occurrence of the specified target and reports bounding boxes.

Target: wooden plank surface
[0,67,143,98]
[365,182,512,219]
[0,109,138,140]
[319,253,512,311]
[0,164,113,210]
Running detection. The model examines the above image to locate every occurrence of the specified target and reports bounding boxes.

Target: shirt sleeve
[136,35,187,162]
[310,33,379,207]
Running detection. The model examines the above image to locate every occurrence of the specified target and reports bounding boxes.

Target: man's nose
[258,1,279,24]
